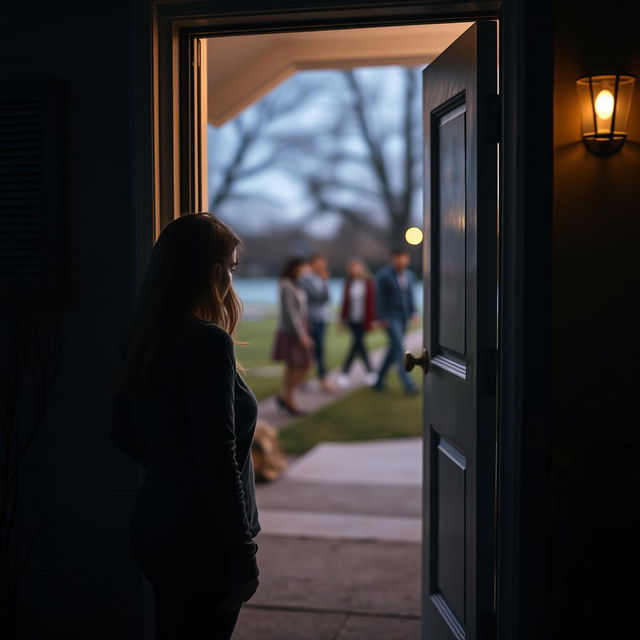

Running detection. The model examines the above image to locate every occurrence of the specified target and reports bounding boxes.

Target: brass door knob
[404,348,430,374]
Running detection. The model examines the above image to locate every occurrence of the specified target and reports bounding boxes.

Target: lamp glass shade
[614,76,635,136]
[576,74,635,149]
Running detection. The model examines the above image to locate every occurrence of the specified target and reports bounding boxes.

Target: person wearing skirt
[272,257,314,415]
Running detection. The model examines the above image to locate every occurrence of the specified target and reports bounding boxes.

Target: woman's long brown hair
[118,213,243,389]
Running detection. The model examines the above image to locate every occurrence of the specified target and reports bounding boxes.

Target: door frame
[130,2,554,639]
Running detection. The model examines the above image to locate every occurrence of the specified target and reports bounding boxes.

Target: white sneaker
[365,372,378,386]
[336,374,350,389]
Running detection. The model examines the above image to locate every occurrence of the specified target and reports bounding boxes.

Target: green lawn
[235,311,387,400]
[278,369,423,454]
[235,312,423,455]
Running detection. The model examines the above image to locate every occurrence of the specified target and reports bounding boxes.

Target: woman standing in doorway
[336,258,377,388]
[110,213,259,640]
[272,257,314,415]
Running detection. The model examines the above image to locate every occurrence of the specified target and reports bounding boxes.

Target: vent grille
[0,98,46,282]
[0,82,62,288]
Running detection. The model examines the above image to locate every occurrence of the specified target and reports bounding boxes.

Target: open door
[417,21,498,640]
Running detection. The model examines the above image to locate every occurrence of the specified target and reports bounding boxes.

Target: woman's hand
[217,578,260,610]
[300,333,314,349]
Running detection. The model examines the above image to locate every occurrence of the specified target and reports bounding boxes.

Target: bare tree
[280,67,423,246]
[0,289,61,636]
[208,79,322,213]
[0,257,100,639]
[208,67,423,248]
[209,100,276,211]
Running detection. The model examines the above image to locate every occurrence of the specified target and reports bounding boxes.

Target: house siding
[0,1,147,637]
[551,1,640,638]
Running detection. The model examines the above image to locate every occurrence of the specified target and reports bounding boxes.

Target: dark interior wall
[0,1,147,637]
[552,1,640,636]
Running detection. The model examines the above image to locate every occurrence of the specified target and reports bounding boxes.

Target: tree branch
[401,68,418,222]
[308,177,381,202]
[305,177,387,242]
[342,71,397,214]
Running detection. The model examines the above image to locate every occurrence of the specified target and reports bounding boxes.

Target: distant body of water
[234,277,423,313]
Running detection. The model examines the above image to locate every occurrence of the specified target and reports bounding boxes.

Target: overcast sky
[207,66,423,237]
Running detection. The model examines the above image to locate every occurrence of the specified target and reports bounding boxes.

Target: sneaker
[365,372,378,386]
[320,379,337,393]
[335,373,350,389]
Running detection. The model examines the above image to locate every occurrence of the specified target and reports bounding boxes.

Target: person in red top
[336,259,377,388]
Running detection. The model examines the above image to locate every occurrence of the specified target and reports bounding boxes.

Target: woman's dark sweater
[110,319,260,585]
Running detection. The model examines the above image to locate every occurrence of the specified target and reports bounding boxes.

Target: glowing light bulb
[594,89,615,120]
[405,227,423,246]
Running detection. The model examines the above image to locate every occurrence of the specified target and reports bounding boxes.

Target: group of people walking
[272,248,419,416]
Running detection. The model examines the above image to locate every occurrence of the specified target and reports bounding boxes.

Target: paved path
[236,437,422,637]
[257,439,422,543]
[236,537,422,639]
[237,437,423,638]
[236,329,424,638]
[258,328,423,430]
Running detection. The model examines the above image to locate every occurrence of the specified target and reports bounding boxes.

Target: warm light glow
[405,227,423,245]
[576,74,635,156]
[594,89,615,120]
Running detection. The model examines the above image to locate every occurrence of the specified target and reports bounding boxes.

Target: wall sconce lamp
[576,74,635,156]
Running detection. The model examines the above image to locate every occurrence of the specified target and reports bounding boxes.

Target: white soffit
[206,23,472,126]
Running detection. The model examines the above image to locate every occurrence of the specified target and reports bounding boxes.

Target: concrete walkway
[235,537,422,639]
[236,437,423,638]
[257,439,422,543]
[258,328,423,430]
[236,436,422,637]
[234,328,424,638]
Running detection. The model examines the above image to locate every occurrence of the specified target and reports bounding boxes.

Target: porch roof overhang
[206,23,472,125]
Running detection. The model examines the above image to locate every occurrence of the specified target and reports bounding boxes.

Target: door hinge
[485,94,501,144]
[479,610,497,640]
[481,346,498,397]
